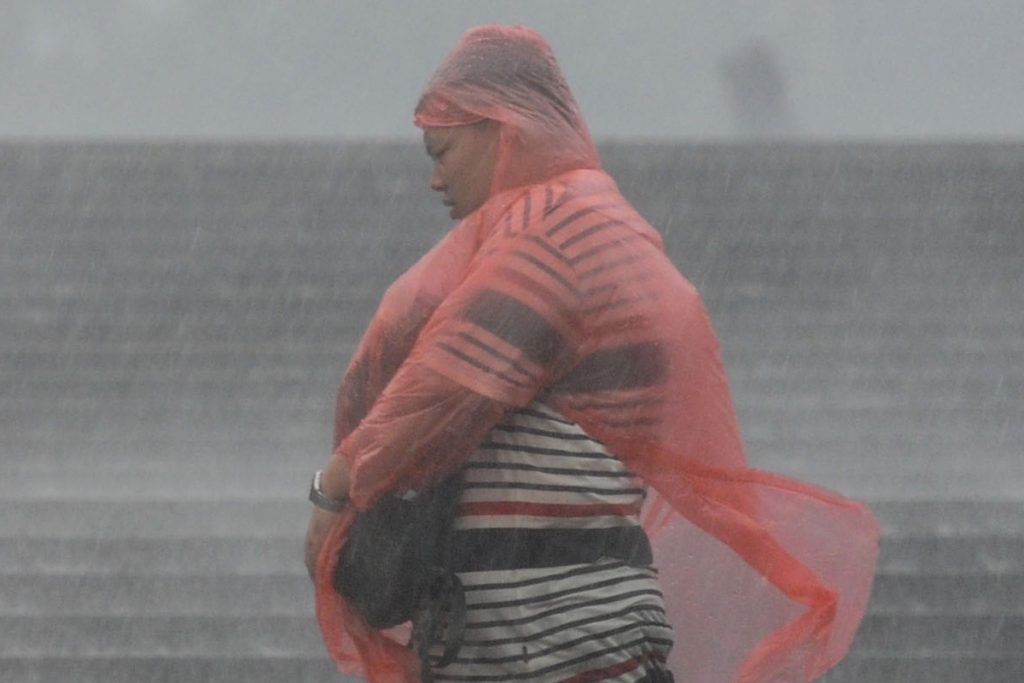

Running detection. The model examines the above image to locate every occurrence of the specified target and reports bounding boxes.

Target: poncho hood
[415,25,601,198]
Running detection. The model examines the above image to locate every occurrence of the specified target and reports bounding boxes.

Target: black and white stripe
[429,402,674,682]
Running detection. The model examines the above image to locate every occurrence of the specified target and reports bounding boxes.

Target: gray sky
[2,0,1022,140]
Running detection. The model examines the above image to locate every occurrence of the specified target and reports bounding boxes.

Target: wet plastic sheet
[315,25,878,683]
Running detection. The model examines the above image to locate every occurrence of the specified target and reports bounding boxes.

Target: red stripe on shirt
[459,501,641,518]
[559,651,667,683]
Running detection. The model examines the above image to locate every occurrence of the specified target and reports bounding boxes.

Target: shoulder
[493,172,644,243]
[475,171,664,290]
[527,173,664,270]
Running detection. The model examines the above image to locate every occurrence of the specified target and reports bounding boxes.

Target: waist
[450,524,653,573]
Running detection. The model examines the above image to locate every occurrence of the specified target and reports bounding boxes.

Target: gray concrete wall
[1,142,1021,681]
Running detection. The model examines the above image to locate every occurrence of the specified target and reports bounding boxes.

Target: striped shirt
[428,401,674,682]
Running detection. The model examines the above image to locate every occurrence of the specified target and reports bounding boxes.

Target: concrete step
[821,654,1024,683]
[0,615,323,657]
[4,268,1015,308]
[0,613,1018,658]
[0,500,309,539]
[3,322,1021,358]
[2,239,1000,275]
[6,414,1010,457]
[0,657,353,683]
[871,500,1024,537]
[851,614,1023,655]
[0,537,305,576]
[0,574,313,616]
[2,570,1023,618]
[1,654,1020,683]
[4,393,1016,432]
[5,499,1022,538]
[6,348,1018,383]
[880,536,1024,574]
[750,466,1024,502]
[868,573,1024,615]
[3,534,1022,577]
[0,463,320,501]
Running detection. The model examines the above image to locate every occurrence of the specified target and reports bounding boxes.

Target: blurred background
[2,2,1022,682]
[2,0,1023,141]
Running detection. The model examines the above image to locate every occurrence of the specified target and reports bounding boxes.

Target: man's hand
[305,506,342,580]
[305,454,353,580]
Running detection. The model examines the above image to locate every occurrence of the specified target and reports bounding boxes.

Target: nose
[430,165,445,192]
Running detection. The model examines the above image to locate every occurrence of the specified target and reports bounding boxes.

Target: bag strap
[415,572,466,681]
[412,471,467,682]
[433,573,466,667]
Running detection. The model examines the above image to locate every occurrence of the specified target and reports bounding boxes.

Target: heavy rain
[1,2,1022,682]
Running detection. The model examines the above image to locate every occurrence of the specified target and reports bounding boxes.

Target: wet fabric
[427,400,673,682]
[314,24,879,683]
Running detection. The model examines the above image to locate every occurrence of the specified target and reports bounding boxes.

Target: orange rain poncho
[315,25,879,683]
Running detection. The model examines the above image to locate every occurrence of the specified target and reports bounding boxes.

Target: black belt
[450,524,653,572]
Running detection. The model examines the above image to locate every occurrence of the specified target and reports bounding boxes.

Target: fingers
[304,508,341,581]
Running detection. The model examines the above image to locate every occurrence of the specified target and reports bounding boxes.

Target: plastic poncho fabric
[314,24,879,683]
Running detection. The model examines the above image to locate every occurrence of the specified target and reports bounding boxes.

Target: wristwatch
[309,470,348,512]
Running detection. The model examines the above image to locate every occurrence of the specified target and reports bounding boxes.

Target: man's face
[423,121,499,220]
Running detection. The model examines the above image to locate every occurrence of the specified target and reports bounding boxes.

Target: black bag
[333,472,466,675]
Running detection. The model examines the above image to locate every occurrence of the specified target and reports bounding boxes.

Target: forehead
[423,127,457,152]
